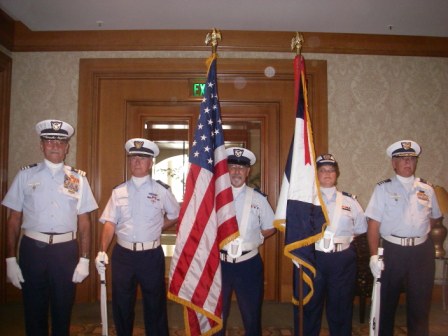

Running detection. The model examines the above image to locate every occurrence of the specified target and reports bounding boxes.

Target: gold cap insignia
[234,149,244,157]
[401,142,412,150]
[134,141,144,149]
[51,121,62,131]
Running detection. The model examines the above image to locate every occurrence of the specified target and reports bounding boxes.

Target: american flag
[274,54,328,306]
[168,55,239,336]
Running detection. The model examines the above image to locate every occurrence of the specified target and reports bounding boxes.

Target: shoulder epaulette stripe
[342,191,357,199]
[254,188,267,197]
[21,163,38,170]
[70,167,86,177]
[377,179,391,185]
[113,181,127,189]
[156,180,170,189]
[418,178,432,187]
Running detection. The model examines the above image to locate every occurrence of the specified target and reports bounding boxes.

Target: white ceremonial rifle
[99,269,109,336]
[369,247,384,336]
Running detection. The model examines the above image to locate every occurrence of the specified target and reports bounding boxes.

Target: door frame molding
[77,57,328,302]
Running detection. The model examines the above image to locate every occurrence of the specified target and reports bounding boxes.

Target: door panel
[77,58,327,303]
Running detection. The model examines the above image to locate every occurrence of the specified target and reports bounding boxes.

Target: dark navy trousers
[216,254,264,336]
[294,246,357,336]
[19,235,78,336]
[111,244,168,336]
[379,239,435,336]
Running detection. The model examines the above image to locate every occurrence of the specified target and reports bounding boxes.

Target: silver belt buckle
[402,237,414,246]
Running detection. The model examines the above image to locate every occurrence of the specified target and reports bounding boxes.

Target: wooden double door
[76,57,328,303]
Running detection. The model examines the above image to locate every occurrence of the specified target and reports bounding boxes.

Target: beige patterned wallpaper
[6,51,448,255]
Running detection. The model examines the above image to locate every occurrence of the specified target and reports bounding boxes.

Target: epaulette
[377,179,391,185]
[70,167,86,177]
[254,188,267,197]
[156,180,170,189]
[418,178,433,187]
[21,163,37,170]
[342,191,357,199]
[113,181,126,190]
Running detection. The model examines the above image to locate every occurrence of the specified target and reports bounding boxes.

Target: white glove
[369,255,385,278]
[6,257,24,289]
[72,257,90,283]
[95,251,109,274]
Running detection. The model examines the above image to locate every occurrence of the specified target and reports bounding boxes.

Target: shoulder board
[377,179,391,185]
[156,180,170,189]
[70,167,86,177]
[342,191,357,199]
[254,188,267,197]
[21,163,38,170]
[418,178,433,187]
[113,181,127,190]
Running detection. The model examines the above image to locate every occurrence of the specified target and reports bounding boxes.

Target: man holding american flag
[168,55,240,336]
[216,147,276,336]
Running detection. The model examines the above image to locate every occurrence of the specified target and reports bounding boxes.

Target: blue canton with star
[190,59,225,173]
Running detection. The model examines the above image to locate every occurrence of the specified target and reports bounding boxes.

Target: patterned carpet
[69,324,408,335]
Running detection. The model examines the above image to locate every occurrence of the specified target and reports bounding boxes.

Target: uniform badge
[134,140,144,149]
[401,141,412,150]
[51,121,62,131]
[416,190,429,201]
[64,173,80,194]
[147,192,160,203]
[390,193,400,202]
[233,148,244,157]
[342,205,351,211]
[28,182,40,191]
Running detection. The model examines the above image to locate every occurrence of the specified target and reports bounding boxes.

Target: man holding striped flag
[168,54,239,336]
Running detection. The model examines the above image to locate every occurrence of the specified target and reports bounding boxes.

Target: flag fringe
[273,219,286,232]
[167,292,223,336]
[219,231,240,249]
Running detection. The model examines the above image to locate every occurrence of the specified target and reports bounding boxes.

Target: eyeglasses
[42,139,68,146]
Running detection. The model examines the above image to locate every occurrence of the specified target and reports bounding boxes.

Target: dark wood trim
[1,18,447,57]
[0,9,14,50]
[0,51,12,303]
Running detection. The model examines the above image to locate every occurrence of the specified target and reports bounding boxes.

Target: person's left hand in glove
[72,257,90,283]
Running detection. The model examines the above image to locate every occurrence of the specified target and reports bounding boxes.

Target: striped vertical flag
[168,54,239,336]
[274,54,328,306]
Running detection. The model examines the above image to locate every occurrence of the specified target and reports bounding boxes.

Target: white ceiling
[1,0,447,37]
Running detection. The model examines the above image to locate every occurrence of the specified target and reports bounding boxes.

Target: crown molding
[1,15,447,57]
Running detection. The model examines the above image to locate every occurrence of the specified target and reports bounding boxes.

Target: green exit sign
[192,82,206,97]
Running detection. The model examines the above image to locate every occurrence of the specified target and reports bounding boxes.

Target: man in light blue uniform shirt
[365,140,442,336]
[301,154,366,336]
[95,138,179,336]
[2,119,98,336]
[217,147,276,336]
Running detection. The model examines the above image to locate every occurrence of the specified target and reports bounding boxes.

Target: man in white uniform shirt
[2,119,98,336]
[217,147,276,336]
[95,138,179,336]
[365,140,442,336]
